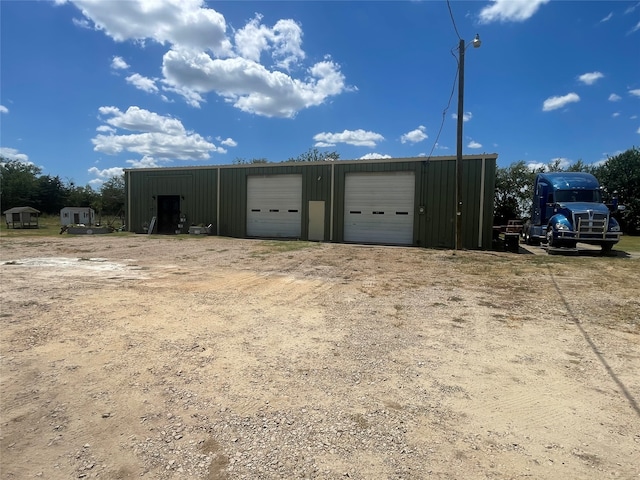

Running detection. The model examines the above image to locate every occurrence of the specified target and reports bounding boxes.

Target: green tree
[66,183,99,208]
[0,158,41,210]
[286,148,340,162]
[33,175,67,214]
[593,147,640,234]
[494,160,539,223]
[565,159,594,173]
[99,175,125,216]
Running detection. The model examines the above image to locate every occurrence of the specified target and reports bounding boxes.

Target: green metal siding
[422,159,456,248]
[218,164,332,239]
[125,169,217,233]
[124,155,496,249]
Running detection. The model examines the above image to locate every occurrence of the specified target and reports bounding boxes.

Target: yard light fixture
[455,34,481,250]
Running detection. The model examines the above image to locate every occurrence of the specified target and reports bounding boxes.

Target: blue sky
[1,0,639,187]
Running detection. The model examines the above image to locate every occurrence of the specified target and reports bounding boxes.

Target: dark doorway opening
[157,195,181,234]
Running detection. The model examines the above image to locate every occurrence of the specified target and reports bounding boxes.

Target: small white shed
[60,207,95,226]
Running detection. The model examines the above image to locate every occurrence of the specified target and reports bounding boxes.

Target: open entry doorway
[157,195,181,234]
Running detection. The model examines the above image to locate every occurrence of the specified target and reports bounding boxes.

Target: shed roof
[3,206,41,214]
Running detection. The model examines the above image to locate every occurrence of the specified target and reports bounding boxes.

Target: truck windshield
[555,189,602,203]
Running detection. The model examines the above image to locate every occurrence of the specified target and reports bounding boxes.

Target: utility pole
[455,34,480,250]
[456,38,465,250]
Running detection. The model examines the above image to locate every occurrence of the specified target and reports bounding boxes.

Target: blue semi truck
[522,172,623,253]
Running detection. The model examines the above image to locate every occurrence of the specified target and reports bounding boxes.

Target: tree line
[494,147,640,234]
[0,157,124,218]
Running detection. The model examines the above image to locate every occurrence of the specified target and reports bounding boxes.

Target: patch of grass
[256,240,316,254]
[0,214,129,238]
[617,235,640,253]
[0,220,59,237]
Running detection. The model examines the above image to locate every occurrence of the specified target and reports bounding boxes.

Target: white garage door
[344,171,415,245]
[247,175,302,237]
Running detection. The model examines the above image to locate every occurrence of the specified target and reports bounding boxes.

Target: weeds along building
[124,154,497,249]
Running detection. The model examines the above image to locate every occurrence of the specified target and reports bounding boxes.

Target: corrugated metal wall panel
[423,159,456,248]
[125,169,217,233]
[461,159,481,249]
[125,155,496,249]
[481,158,496,248]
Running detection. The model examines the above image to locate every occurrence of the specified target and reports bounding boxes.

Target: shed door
[247,175,302,237]
[344,171,415,245]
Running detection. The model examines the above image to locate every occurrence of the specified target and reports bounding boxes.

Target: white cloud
[234,14,305,71]
[452,112,472,122]
[63,0,349,116]
[600,12,613,23]
[88,166,124,178]
[629,89,640,97]
[578,71,604,85]
[161,82,204,108]
[526,161,546,171]
[637,126,640,134]
[218,137,237,147]
[359,153,392,160]
[111,55,129,70]
[98,106,185,134]
[0,147,30,163]
[467,140,482,149]
[96,125,116,133]
[612,112,620,118]
[313,129,384,148]
[72,17,91,29]
[478,0,550,23]
[609,93,622,102]
[625,2,640,14]
[67,0,233,54]
[629,21,640,34]
[162,49,347,116]
[527,158,572,171]
[0,105,8,114]
[93,106,222,160]
[126,155,164,169]
[126,73,159,93]
[542,92,580,111]
[400,125,427,144]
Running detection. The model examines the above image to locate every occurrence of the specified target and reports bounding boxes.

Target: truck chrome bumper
[556,230,622,241]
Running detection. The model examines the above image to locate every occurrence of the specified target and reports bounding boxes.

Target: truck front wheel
[601,243,613,254]
[546,226,556,248]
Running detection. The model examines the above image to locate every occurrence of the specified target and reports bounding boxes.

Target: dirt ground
[1,235,639,479]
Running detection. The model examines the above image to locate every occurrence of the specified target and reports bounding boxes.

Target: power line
[425,48,460,161]
[446,0,461,41]
[425,0,462,161]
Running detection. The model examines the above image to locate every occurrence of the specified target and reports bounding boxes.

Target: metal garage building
[124,154,497,249]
